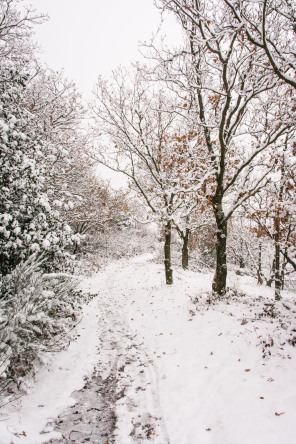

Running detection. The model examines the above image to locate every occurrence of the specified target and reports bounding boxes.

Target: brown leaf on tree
[244,368,251,372]
[275,412,285,416]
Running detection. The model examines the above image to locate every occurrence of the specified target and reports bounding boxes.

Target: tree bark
[274,217,281,300]
[164,220,173,285]
[212,209,227,295]
[266,259,275,287]
[257,241,263,285]
[182,228,190,269]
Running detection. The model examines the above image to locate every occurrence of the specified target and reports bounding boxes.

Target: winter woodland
[0,0,296,443]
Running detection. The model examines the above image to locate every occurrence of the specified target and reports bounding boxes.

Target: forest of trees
[0,0,295,388]
[0,0,132,385]
[92,0,296,295]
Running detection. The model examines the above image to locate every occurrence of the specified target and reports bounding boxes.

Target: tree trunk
[164,220,173,285]
[281,264,285,290]
[73,242,79,255]
[274,217,281,300]
[182,228,190,269]
[266,259,275,287]
[239,239,245,268]
[281,255,287,290]
[257,241,263,285]
[212,209,227,296]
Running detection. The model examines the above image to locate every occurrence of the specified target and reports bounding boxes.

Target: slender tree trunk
[239,239,245,268]
[164,220,173,285]
[281,254,287,289]
[182,228,190,269]
[257,241,263,285]
[212,208,227,295]
[267,259,275,287]
[274,217,281,300]
[281,264,285,290]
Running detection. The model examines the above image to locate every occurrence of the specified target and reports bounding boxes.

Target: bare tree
[91,68,194,284]
[245,135,296,298]
[25,68,89,219]
[0,0,47,61]
[152,0,291,294]
[222,0,296,89]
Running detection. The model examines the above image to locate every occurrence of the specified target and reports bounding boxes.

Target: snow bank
[0,296,101,444]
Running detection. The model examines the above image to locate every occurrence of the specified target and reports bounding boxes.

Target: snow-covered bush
[95,227,158,258]
[0,63,78,275]
[0,254,82,383]
[187,223,216,269]
[77,226,159,274]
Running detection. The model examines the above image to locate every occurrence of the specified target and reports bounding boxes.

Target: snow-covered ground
[1,254,296,443]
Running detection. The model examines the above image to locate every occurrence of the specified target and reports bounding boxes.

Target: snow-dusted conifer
[0,64,76,274]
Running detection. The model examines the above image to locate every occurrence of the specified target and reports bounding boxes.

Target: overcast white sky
[24,0,181,100]
[23,0,182,188]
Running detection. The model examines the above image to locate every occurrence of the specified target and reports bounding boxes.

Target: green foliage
[0,254,82,382]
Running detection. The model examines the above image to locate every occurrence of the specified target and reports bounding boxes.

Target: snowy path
[1,254,296,444]
[87,255,296,444]
[49,286,168,444]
